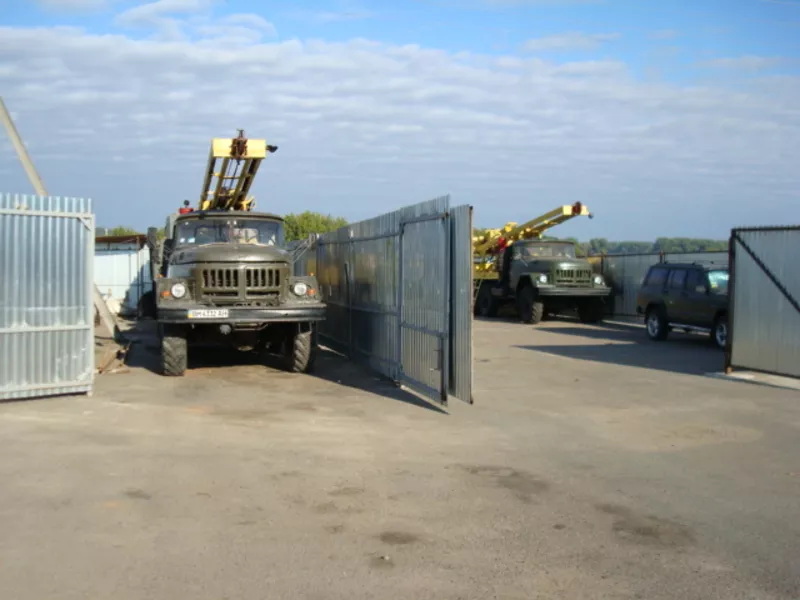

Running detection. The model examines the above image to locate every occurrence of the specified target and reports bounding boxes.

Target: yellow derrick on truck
[472,202,611,325]
[198,129,278,212]
[473,202,592,280]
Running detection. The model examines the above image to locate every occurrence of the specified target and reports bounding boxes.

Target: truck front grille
[554,268,592,285]
[202,268,239,291]
[244,267,281,292]
[199,265,285,303]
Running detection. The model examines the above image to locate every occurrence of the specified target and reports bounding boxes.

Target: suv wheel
[711,315,728,350]
[645,307,668,341]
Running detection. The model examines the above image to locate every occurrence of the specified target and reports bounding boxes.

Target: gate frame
[725,224,800,377]
[397,210,451,404]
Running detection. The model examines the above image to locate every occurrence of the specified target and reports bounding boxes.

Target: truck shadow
[515,324,725,376]
[123,320,447,414]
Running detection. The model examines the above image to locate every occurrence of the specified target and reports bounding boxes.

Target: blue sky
[0,0,798,240]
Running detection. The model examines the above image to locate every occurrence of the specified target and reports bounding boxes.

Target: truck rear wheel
[161,325,188,376]
[284,326,316,373]
[476,283,499,318]
[578,298,605,324]
[517,285,544,324]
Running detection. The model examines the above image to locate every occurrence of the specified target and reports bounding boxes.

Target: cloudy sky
[1,0,798,240]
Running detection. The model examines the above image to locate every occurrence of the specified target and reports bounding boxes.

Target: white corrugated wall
[94,245,151,315]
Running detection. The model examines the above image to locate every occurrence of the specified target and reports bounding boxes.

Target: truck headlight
[171,282,187,298]
[538,274,548,283]
[593,275,604,285]
[292,281,308,296]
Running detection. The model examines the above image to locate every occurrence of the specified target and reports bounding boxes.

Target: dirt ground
[1,317,799,600]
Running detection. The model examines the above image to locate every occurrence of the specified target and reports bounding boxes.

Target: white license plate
[187,309,229,319]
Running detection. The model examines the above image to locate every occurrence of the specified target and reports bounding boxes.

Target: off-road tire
[161,325,187,376]
[578,298,605,324]
[711,314,728,350]
[476,283,499,318]
[284,328,315,373]
[645,306,668,341]
[518,285,544,324]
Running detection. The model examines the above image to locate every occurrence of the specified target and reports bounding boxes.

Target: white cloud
[33,0,109,10]
[522,32,621,52]
[0,25,797,238]
[696,56,787,71]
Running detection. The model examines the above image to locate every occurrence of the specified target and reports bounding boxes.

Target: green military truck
[474,239,611,324]
[145,210,326,376]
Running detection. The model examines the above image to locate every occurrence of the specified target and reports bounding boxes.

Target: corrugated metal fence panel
[315,204,404,380]
[0,193,95,400]
[449,204,473,404]
[601,254,661,316]
[730,229,800,378]
[664,251,728,266]
[94,247,151,314]
[315,196,471,404]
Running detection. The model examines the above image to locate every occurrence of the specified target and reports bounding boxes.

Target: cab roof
[176,209,284,222]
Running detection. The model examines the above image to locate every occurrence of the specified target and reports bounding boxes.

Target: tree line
[99,214,728,255]
[472,229,728,256]
[97,211,349,242]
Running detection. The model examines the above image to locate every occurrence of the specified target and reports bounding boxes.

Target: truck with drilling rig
[473,202,611,324]
[143,130,325,376]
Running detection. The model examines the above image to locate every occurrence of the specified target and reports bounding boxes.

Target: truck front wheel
[284,326,316,373]
[161,324,188,376]
[517,285,544,324]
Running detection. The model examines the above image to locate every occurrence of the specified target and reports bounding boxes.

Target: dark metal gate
[726,226,800,378]
[314,196,473,405]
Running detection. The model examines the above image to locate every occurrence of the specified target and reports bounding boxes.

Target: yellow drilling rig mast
[198,129,278,212]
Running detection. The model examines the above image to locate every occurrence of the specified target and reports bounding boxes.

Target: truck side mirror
[695,284,708,294]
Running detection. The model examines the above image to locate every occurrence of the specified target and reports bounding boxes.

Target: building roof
[95,234,147,248]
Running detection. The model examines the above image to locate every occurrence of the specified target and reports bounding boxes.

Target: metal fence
[311,196,473,405]
[597,251,729,317]
[0,193,95,400]
[727,226,800,379]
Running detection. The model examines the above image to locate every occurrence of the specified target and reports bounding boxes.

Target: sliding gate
[314,196,473,405]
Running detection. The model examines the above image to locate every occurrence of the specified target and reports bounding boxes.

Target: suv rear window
[645,266,668,287]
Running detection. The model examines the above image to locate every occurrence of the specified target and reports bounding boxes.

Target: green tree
[108,226,141,236]
[283,211,348,242]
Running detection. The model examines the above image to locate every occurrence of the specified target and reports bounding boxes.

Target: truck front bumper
[157,304,327,324]
[536,287,611,298]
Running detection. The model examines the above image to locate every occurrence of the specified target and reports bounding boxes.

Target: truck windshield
[518,243,576,259]
[175,218,284,247]
[707,269,729,295]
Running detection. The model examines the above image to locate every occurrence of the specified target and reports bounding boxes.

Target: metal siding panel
[664,251,728,267]
[731,229,800,378]
[449,204,473,404]
[314,196,462,403]
[93,247,151,313]
[0,193,94,400]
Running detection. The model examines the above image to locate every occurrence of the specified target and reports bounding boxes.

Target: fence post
[724,230,737,374]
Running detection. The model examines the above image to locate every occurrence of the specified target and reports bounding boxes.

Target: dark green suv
[636,262,729,349]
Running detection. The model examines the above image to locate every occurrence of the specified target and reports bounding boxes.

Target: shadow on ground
[516,323,725,376]
[122,319,447,414]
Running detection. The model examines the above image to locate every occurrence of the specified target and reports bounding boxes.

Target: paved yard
[1,317,798,599]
